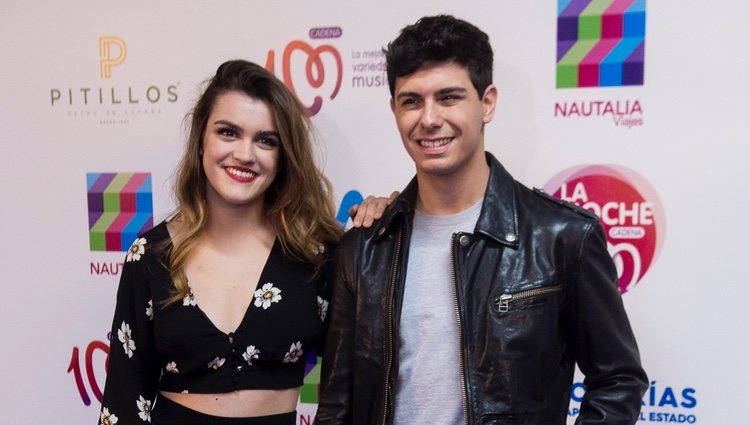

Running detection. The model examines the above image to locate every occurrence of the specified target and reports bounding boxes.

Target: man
[318,15,647,425]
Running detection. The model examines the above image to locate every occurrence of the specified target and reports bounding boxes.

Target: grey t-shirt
[393,200,482,425]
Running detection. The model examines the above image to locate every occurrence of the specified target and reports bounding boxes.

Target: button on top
[504,233,517,242]
[458,235,471,246]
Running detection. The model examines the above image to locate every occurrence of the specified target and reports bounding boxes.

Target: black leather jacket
[318,153,647,425]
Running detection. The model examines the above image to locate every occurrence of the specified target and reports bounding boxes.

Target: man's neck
[415,159,490,216]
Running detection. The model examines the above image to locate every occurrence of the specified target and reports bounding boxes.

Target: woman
[98,60,386,425]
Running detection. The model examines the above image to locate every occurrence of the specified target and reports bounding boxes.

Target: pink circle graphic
[543,165,665,294]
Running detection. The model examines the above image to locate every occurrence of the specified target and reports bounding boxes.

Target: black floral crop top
[98,221,332,424]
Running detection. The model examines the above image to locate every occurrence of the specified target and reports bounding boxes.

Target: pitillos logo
[99,36,127,79]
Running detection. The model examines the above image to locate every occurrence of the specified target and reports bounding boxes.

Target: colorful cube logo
[300,352,322,404]
[87,172,154,251]
[557,0,645,88]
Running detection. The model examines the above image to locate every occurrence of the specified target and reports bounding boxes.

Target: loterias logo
[555,0,646,128]
[543,165,664,294]
[569,379,698,423]
[50,36,179,125]
[87,172,154,253]
[265,28,343,117]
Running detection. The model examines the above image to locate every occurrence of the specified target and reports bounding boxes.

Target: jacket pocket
[491,284,562,313]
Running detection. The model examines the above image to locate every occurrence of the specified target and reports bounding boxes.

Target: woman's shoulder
[137,221,171,249]
[123,220,171,265]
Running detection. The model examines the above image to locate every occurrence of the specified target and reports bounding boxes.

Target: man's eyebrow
[436,86,468,95]
[395,91,421,101]
[395,86,468,100]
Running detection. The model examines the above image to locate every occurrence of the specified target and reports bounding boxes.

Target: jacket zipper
[381,228,403,425]
[496,285,562,313]
[451,234,470,425]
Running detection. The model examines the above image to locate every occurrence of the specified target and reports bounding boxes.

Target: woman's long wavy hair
[163,59,342,306]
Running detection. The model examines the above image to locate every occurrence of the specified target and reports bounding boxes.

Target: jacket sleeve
[571,221,648,425]
[98,239,161,424]
[316,234,357,425]
[314,244,337,355]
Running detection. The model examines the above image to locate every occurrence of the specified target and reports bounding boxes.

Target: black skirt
[151,396,296,425]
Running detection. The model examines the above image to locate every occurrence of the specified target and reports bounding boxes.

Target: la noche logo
[543,165,664,294]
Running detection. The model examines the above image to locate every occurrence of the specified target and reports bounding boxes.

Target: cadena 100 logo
[265,38,343,117]
[543,165,664,293]
[68,337,109,406]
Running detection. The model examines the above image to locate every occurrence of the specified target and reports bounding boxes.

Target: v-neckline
[165,222,279,336]
[190,238,278,336]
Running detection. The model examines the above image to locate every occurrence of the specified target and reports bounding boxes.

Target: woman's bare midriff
[160,387,299,417]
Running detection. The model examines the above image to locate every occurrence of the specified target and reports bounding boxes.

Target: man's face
[390,62,496,179]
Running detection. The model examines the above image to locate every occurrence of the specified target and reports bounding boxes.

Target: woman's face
[201,90,281,211]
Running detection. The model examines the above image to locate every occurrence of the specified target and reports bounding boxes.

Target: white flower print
[254,283,282,310]
[208,357,225,370]
[126,237,147,262]
[283,341,303,363]
[100,407,119,425]
[136,396,152,422]
[183,290,197,307]
[317,296,329,322]
[117,322,136,358]
[311,243,325,255]
[165,361,179,373]
[243,345,260,365]
[145,299,153,321]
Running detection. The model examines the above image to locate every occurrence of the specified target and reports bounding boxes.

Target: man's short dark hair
[384,15,494,97]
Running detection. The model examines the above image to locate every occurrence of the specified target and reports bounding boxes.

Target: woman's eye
[218,128,237,138]
[258,137,279,148]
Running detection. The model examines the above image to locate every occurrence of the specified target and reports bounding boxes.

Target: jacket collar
[374,152,520,248]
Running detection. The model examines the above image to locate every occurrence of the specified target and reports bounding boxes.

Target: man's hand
[349,191,399,228]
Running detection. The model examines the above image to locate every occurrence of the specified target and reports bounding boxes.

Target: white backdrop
[1,1,749,424]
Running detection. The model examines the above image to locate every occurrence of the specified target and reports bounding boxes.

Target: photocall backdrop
[2,1,748,424]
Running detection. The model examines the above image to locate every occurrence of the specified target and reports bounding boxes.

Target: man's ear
[481,84,498,124]
[390,97,396,113]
